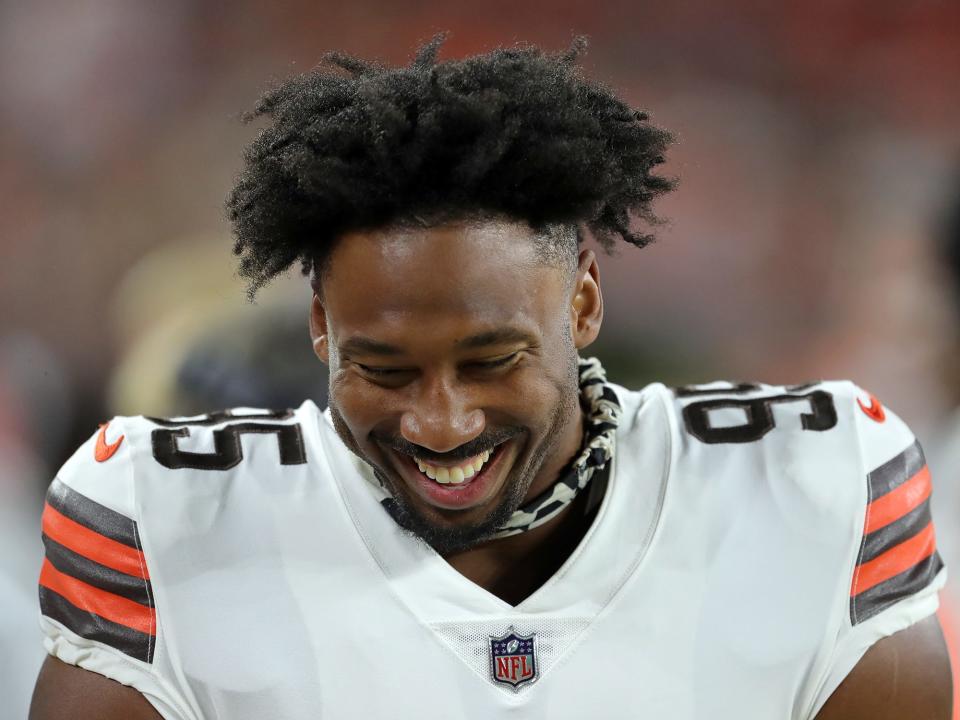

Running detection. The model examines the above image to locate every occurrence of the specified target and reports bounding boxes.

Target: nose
[400,374,485,454]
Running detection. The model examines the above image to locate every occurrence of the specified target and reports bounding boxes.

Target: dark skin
[31,220,952,718]
[312,220,601,597]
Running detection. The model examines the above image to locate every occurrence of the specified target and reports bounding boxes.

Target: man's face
[312,219,600,553]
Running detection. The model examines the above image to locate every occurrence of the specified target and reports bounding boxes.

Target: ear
[309,294,330,364]
[570,249,603,350]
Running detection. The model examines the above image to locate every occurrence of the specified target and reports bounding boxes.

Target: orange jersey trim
[852,521,937,596]
[864,465,932,535]
[857,394,886,422]
[42,503,149,580]
[39,559,155,636]
[94,422,125,463]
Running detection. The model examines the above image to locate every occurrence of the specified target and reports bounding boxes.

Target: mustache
[374,425,523,464]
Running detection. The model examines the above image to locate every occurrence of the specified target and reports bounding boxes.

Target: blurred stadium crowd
[1,1,959,717]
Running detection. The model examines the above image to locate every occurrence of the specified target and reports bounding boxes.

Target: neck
[444,488,595,605]
[443,407,592,605]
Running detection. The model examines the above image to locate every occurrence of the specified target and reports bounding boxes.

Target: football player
[30,37,951,719]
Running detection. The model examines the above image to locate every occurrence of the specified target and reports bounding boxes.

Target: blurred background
[2,1,959,717]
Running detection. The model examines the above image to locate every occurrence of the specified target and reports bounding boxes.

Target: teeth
[414,446,497,485]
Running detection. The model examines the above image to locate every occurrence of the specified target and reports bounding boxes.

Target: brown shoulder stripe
[42,535,153,607]
[859,496,932,564]
[850,551,943,625]
[39,481,155,663]
[850,440,942,625]
[867,440,925,501]
[39,586,154,664]
[45,478,139,548]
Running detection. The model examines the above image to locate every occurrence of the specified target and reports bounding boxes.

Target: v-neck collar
[313,382,672,624]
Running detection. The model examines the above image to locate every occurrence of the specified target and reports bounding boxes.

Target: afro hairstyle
[226,34,676,297]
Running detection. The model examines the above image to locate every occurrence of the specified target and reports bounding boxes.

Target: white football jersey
[37,380,945,719]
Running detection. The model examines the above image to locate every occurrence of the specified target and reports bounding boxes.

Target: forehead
[322,220,566,336]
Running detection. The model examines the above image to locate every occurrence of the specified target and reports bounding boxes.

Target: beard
[326,356,580,555]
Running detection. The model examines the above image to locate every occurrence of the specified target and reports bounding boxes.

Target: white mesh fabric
[429,617,591,691]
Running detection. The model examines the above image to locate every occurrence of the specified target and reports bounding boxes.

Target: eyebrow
[339,336,404,356]
[338,327,538,357]
[455,327,538,349]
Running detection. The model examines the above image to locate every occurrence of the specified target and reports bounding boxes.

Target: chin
[375,450,536,554]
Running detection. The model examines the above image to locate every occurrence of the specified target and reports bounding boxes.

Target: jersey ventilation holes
[850,440,943,624]
[39,478,156,663]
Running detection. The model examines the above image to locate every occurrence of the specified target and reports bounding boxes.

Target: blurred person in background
[0,373,45,720]
[104,235,328,419]
[0,337,72,720]
[27,36,952,720]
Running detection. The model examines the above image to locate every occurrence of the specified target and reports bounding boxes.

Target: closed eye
[354,353,519,378]
[466,353,518,370]
[354,363,412,377]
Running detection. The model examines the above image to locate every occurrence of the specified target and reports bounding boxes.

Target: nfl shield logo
[489,627,538,690]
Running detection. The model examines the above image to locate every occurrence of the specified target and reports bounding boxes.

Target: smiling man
[31,37,951,719]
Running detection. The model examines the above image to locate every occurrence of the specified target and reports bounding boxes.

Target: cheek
[329,372,396,435]
[497,366,566,420]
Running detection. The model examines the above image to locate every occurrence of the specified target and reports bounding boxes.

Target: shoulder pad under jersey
[38,404,317,665]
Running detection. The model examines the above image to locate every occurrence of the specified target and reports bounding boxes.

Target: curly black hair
[226,34,675,297]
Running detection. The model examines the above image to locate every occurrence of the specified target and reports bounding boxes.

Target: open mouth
[413,447,495,485]
[388,440,514,510]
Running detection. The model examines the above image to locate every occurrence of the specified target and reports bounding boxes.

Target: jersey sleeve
[37,419,195,720]
[806,383,947,717]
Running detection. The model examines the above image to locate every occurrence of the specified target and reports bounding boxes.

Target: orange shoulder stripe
[39,558,155,636]
[42,503,149,580]
[852,520,937,596]
[864,465,931,535]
